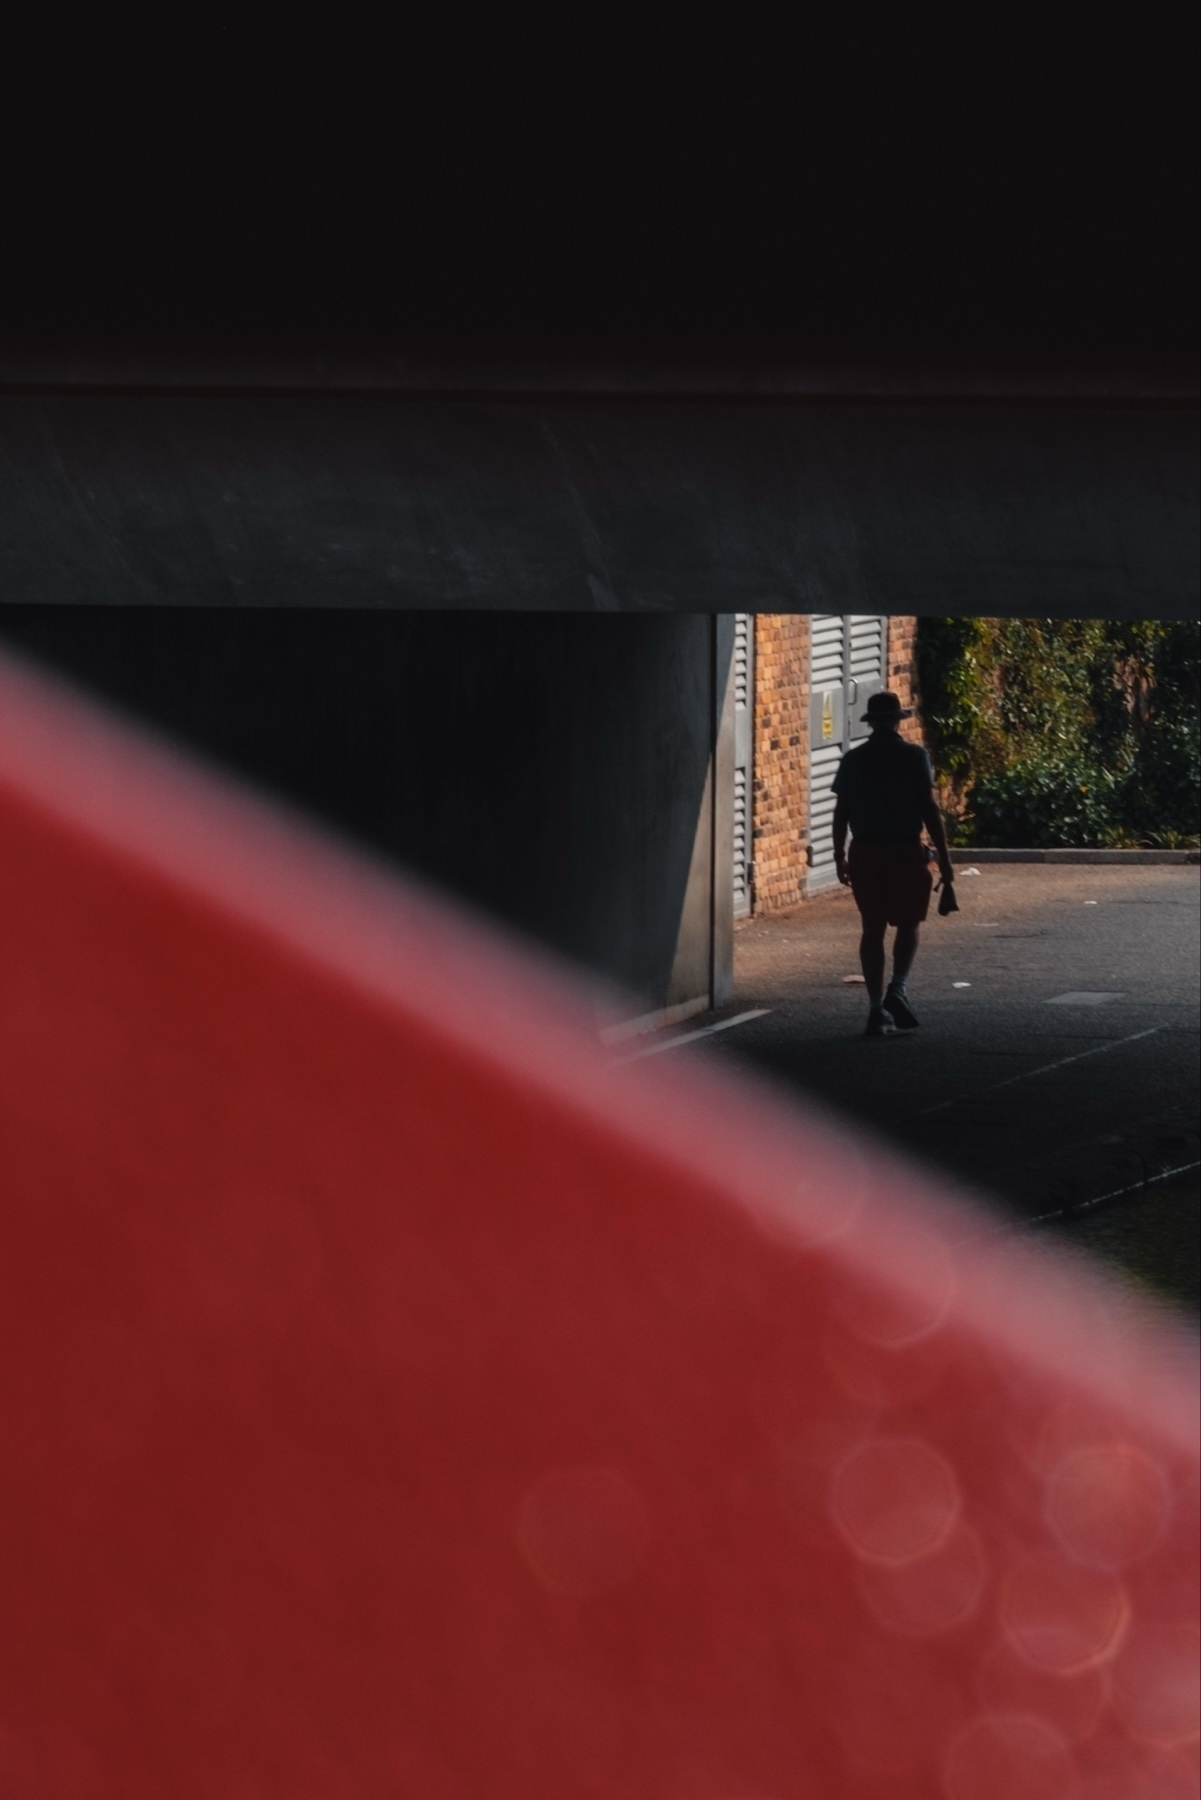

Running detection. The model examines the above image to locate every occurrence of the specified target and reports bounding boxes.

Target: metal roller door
[807,614,888,888]
[847,615,887,738]
[732,614,754,918]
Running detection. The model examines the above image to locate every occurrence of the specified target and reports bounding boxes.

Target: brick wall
[751,615,810,913]
[749,615,924,916]
[887,615,925,747]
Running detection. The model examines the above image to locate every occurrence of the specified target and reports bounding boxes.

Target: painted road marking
[608,1009,772,1065]
[917,1025,1162,1117]
[1024,1158,1201,1225]
[1046,991,1124,1005]
[952,1159,1201,1245]
[598,1002,708,1045]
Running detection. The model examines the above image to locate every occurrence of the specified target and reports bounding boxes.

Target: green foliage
[1122,714,1201,845]
[970,757,1127,849]
[916,618,1201,847]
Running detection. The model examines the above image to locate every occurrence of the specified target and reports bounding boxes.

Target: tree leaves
[917,619,1200,848]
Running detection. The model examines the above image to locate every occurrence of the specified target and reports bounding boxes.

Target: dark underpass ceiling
[3,13,1196,618]
[2,12,1197,376]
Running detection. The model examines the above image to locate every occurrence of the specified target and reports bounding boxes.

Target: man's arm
[921,790,954,885]
[832,795,851,886]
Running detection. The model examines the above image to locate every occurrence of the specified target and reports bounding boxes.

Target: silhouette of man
[831,691,954,1036]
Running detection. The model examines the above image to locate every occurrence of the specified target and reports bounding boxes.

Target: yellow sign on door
[821,691,834,741]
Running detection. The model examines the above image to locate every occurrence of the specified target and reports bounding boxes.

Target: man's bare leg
[885,924,922,1029]
[892,924,919,987]
[859,924,887,1005]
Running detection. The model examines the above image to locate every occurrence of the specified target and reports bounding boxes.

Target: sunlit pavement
[710,864,1200,1313]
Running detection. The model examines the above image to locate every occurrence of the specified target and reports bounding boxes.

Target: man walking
[831,691,954,1036]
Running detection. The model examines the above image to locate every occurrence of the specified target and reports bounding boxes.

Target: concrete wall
[0,608,733,1022]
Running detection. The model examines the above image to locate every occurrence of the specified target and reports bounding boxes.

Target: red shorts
[847,842,933,927]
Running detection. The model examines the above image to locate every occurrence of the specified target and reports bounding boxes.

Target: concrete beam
[2,384,1195,618]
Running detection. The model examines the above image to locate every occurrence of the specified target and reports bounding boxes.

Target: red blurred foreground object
[0,649,1197,1800]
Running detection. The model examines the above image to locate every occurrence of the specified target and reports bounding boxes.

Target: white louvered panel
[807,741,844,875]
[808,618,848,887]
[733,614,751,712]
[732,614,754,918]
[733,767,750,912]
[849,615,886,680]
[810,614,844,685]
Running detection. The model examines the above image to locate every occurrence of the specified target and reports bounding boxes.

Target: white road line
[607,1009,771,1065]
[952,1158,1201,1246]
[918,1025,1162,1116]
[1023,1159,1201,1227]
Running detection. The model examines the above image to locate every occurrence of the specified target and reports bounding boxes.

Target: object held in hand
[936,877,959,916]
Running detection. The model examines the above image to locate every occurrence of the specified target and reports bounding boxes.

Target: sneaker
[865,1007,897,1037]
[885,987,920,1030]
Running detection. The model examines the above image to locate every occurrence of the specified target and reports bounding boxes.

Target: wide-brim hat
[861,690,912,723]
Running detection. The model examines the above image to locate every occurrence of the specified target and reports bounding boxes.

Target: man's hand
[835,852,851,887]
[937,856,954,888]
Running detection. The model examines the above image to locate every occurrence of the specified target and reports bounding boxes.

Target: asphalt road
[704,865,1200,1314]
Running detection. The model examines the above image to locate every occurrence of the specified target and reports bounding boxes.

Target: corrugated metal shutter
[732,614,754,918]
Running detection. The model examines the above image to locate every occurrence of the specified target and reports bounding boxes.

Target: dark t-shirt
[831,733,935,845]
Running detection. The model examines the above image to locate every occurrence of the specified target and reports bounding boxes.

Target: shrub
[1123,714,1201,843]
[916,618,1200,848]
[969,757,1128,848]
